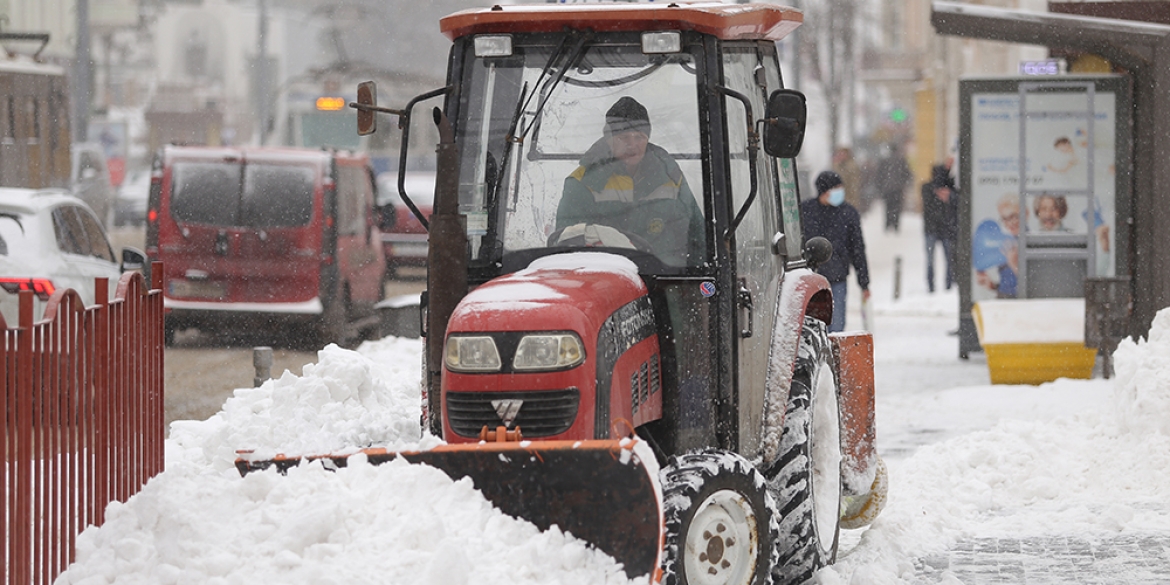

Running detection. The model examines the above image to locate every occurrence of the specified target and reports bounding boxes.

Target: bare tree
[801,0,858,151]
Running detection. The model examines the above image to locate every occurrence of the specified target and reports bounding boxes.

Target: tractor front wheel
[769,316,843,585]
[660,450,779,585]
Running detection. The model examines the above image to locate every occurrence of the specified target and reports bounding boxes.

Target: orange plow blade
[831,331,887,528]
[236,439,663,578]
[830,331,877,494]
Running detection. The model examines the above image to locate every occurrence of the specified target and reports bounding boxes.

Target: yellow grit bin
[973,299,1098,385]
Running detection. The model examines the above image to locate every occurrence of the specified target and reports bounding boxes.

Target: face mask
[828,187,846,207]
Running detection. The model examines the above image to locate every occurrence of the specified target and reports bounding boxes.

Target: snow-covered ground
[55,208,1170,584]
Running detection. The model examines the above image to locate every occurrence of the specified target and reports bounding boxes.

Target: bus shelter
[933,2,1170,365]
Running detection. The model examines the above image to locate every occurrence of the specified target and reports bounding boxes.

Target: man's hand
[862,288,871,301]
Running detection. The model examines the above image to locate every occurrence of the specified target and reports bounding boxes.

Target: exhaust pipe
[424,107,467,436]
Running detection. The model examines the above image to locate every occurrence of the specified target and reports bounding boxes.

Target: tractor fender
[758,268,831,466]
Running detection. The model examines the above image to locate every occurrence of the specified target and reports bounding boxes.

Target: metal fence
[2,264,164,584]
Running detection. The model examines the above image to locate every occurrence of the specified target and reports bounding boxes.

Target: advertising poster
[968,88,1116,302]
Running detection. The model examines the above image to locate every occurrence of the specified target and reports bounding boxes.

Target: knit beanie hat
[606,96,651,138]
[815,170,843,195]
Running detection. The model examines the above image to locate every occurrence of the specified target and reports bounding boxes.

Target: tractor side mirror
[763,89,807,158]
[356,81,377,136]
[803,236,833,269]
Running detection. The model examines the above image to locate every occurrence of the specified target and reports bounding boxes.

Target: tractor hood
[448,252,647,335]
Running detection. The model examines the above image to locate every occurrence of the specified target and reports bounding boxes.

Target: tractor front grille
[446,389,580,438]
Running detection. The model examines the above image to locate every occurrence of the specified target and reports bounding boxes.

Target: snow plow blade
[236,439,663,578]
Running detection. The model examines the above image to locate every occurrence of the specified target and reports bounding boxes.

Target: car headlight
[445,335,501,372]
[513,333,585,371]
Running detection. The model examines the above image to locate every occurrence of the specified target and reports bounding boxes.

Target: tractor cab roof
[440,2,802,42]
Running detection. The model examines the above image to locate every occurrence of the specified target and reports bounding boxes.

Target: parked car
[148,146,386,346]
[0,188,145,326]
[71,143,116,228]
[114,169,150,227]
[376,171,434,278]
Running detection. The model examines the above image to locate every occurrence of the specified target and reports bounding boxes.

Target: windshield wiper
[519,30,592,140]
[484,30,592,260]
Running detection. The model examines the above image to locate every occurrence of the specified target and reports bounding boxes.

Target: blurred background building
[0,0,1157,190]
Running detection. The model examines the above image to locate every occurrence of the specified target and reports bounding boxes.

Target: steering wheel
[548,223,656,254]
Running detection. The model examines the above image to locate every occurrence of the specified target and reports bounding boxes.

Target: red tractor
[242,4,885,584]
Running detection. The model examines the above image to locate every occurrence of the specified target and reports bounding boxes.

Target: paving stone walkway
[914,535,1170,584]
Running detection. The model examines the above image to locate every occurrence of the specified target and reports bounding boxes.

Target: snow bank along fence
[2,265,165,584]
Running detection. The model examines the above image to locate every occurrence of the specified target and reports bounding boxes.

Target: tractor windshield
[454,35,706,273]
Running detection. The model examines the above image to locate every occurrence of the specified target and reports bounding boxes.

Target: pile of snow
[168,339,435,470]
[56,339,646,585]
[1111,308,1170,436]
[822,308,1170,583]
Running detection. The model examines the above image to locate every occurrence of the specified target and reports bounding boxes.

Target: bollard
[893,256,902,300]
[253,346,273,387]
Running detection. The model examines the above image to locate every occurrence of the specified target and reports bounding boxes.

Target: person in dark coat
[876,143,912,232]
[922,162,959,292]
[801,170,871,332]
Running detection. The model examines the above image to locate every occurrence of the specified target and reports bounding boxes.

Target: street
[108,226,425,432]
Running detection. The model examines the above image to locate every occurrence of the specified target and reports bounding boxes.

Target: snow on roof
[0,55,65,76]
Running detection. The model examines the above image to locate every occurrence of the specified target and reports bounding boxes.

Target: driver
[555,96,704,266]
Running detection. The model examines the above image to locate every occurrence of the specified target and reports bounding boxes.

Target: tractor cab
[336,5,882,583]
[357,4,828,453]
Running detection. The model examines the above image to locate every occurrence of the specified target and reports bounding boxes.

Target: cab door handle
[737,278,753,338]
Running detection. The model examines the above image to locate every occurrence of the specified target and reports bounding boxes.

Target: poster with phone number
[968,90,1116,302]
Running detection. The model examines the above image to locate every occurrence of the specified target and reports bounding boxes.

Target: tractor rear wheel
[660,450,779,585]
[769,317,843,585]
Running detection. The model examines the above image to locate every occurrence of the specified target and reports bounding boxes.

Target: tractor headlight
[445,335,502,372]
[513,333,585,371]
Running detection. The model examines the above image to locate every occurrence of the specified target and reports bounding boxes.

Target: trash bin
[1084,276,1131,378]
[972,298,1097,385]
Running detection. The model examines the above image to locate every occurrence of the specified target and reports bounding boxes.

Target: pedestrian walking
[800,170,871,332]
[832,146,864,211]
[922,162,959,292]
[876,143,912,232]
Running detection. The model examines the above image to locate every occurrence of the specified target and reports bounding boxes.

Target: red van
[146,146,386,345]
[375,171,434,277]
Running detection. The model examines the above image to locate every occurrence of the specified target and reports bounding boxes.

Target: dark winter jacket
[875,154,912,196]
[799,198,870,289]
[557,139,704,266]
[922,164,959,239]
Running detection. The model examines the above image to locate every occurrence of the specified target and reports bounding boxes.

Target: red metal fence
[2,264,165,584]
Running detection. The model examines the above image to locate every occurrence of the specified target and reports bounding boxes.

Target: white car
[0,188,144,326]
